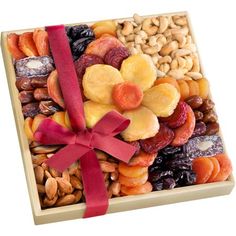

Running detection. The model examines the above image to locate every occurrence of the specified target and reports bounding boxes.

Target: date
[18,90,34,104]
[39,101,60,115]
[34,88,51,101]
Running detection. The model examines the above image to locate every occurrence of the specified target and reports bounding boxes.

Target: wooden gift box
[1,12,234,225]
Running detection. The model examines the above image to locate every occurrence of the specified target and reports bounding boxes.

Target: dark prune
[22,102,40,117]
[140,124,174,154]
[165,156,192,170]
[72,37,94,57]
[69,25,94,39]
[18,90,34,104]
[162,177,176,189]
[152,181,163,191]
[175,170,196,186]
[160,146,182,156]
[39,101,60,115]
[148,170,173,182]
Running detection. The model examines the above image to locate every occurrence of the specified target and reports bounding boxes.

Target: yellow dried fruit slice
[83,64,124,104]
[84,101,120,128]
[121,106,159,141]
[120,54,157,91]
[142,83,180,117]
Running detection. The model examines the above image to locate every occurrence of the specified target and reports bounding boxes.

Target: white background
[0,0,235,235]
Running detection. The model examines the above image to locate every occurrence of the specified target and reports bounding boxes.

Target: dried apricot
[197,78,209,99]
[52,112,67,128]
[142,83,180,117]
[92,20,117,38]
[171,104,195,146]
[121,181,153,195]
[112,82,143,110]
[207,157,220,183]
[118,162,148,178]
[19,32,39,56]
[24,117,34,141]
[128,151,156,167]
[7,33,26,60]
[186,80,199,97]
[192,157,214,184]
[213,154,233,182]
[119,171,148,187]
[31,114,47,133]
[33,29,50,56]
[154,76,180,92]
[177,79,189,100]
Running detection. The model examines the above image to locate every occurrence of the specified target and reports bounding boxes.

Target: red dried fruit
[127,141,141,156]
[104,46,129,69]
[128,151,156,167]
[160,101,187,129]
[140,124,174,154]
[74,54,104,79]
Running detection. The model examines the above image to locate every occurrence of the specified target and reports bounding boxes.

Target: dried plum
[162,177,176,189]
[148,170,173,182]
[69,25,94,39]
[152,181,163,191]
[175,170,196,186]
[22,102,40,117]
[165,156,192,170]
[160,146,182,156]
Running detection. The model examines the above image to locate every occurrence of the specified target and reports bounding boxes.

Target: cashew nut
[159,40,178,56]
[133,13,143,25]
[159,63,170,74]
[129,47,139,55]
[156,69,166,77]
[168,68,188,80]
[158,16,169,33]
[121,21,133,36]
[174,16,187,26]
[126,34,135,42]
[183,43,196,52]
[186,72,202,80]
[138,30,148,40]
[151,17,160,26]
[142,45,160,55]
[173,33,186,48]
[171,58,178,70]
[171,26,189,36]
[171,48,192,58]
[133,24,142,34]
[142,18,158,36]
[156,34,167,46]
[168,16,181,29]
[151,54,160,64]
[191,54,200,72]
[184,56,194,71]
[118,35,126,44]
[135,34,143,44]
[158,55,172,64]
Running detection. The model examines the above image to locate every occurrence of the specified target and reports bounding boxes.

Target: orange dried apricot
[24,117,34,141]
[118,171,148,187]
[118,162,148,178]
[121,181,153,195]
[31,114,47,133]
[7,33,26,60]
[33,29,50,56]
[207,157,220,183]
[177,79,190,100]
[52,112,67,128]
[154,76,180,92]
[192,157,214,184]
[197,78,209,99]
[128,151,156,167]
[19,32,39,56]
[186,80,199,97]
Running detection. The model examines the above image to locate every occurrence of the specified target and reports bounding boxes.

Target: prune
[160,146,182,156]
[104,46,129,69]
[175,170,196,186]
[69,25,94,39]
[18,90,34,104]
[39,101,60,115]
[140,124,174,154]
[148,170,173,182]
[183,135,223,159]
[152,181,163,191]
[72,37,94,58]
[15,77,33,91]
[74,54,104,79]
[165,156,192,170]
[22,102,40,117]
[162,177,176,189]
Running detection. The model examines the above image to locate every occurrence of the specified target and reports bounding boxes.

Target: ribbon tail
[80,150,108,218]
[92,134,136,163]
[46,144,90,172]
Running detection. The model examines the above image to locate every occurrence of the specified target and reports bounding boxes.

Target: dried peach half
[7,33,26,60]
[19,32,39,56]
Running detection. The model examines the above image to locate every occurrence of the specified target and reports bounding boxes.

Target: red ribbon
[34,25,136,218]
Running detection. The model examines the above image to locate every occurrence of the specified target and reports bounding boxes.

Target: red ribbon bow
[34,25,136,218]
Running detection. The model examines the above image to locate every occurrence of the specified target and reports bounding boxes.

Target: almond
[37,184,45,194]
[70,175,83,190]
[34,166,44,184]
[49,167,61,178]
[55,194,75,207]
[32,154,47,165]
[74,190,82,203]
[43,195,58,207]
[45,177,58,200]
[99,161,117,172]
[56,177,73,194]
[62,170,70,182]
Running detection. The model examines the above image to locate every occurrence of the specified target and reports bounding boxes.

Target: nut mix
[6,13,232,209]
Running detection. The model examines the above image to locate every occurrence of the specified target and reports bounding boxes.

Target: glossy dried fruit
[205,122,220,135]
[15,77,33,91]
[213,154,232,182]
[104,46,129,69]
[18,90,34,103]
[83,64,124,104]
[198,98,215,112]
[119,172,148,187]
[183,135,224,159]
[154,76,180,92]
[177,79,189,100]
[112,82,143,110]
[34,88,50,101]
[207,157,220,183]
[118,162,148,178]
[92,20,117,38]
[202,110,217,123]
[194,110,203,121]
[31,76,48,88]
[140,124,174,154]
[32,114,47,133]
[192,157,214,184]
[121,181,152,195]
[148,170,173,182]
[174,170,196,186]
[121,106,159,141]
[186,80,199,97]
[74,54,104,79]
[22,102,40,117]
[127,141,141,156]
[7,33,26,60]
[171,104,195,146]
[19,32,39,56]
[24,117,34,141]
[185,95,203,109]
[165,156,192,170]
[128,151,156,167]
[197,78,209,99]
[191,121,206,138]
[162,177,176,189]
[39,101,61,115]
[160,146,182,156]
[120,54,157,91]
[33,29,50,56]
[160,101,187,128]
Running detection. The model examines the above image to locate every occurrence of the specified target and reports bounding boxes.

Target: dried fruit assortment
[7,13,232,210]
